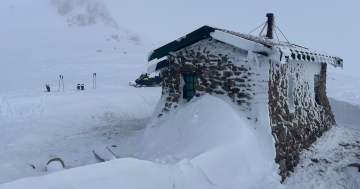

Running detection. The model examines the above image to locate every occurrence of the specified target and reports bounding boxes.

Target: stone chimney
[266,13,274,39]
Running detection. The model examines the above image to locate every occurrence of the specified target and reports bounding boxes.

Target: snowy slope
[283,73,360,188]
[283,98,360,188]
[1,71,359,188]
[0,0,162,184]
[0,1,359,188]
[326,72,360,106]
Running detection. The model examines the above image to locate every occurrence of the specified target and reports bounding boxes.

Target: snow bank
[139,94,281,187]
[0,94,281,189]
[0,158,220,189]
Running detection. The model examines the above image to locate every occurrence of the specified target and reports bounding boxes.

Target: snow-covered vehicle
[130,59,169,87]
[130,73,162,87]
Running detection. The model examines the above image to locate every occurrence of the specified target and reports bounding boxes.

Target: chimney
[266,13,274,39]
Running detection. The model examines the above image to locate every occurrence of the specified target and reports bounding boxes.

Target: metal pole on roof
[266,13,274,39]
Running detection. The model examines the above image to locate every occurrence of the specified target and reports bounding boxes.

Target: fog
[1,0,359,76]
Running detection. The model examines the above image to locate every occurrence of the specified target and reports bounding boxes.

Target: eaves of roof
[148,25,343,68]
[148,26,215,62]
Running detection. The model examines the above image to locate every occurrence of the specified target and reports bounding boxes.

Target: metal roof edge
[148,26,215,62]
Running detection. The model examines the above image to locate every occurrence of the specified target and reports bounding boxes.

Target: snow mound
[139,94,280,186]
[93,146,116,161]
[0,94,281,189]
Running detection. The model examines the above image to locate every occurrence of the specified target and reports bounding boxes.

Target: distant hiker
[46,84,50,92]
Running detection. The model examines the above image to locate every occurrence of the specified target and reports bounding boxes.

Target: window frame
[183,74,197,102]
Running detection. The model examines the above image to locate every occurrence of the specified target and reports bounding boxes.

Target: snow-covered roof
[212,27,343,68]
[148,26,343,68]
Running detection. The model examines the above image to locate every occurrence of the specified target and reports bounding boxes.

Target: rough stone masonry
[269,61,335,181]
[158,38,336,182]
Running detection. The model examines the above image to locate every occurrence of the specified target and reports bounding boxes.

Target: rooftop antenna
[249,13,294,47]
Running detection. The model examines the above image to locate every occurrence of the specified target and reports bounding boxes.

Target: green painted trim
[254,51,269,57]
[148,26,215,62]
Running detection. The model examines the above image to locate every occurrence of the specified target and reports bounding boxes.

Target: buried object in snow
[46,158,65,172]
[93,146,117,161]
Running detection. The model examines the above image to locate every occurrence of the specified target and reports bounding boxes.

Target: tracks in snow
[0,93,47,121]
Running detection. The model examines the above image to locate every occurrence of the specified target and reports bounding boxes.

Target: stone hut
[147,14,343,181]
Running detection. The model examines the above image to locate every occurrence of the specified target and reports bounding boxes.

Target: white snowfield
[0,1,359,188]
[1,73,359,189]
[0,95,282,189]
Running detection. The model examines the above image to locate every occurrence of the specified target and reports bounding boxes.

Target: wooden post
[266,13,274,39]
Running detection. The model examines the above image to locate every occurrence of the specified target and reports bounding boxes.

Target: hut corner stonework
[150,26,339,182]
[268,61,335,181]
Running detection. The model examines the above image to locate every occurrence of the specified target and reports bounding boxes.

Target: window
[183,74,197,102]
[314,75,320,104]
[287,75,295,113]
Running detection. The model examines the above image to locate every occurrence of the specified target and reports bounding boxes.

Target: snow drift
[0,94,281,189]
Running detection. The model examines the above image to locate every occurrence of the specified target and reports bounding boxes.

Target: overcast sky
[104,0,360,76]
[1,0,359,76]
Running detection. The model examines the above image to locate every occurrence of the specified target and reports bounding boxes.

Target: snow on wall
[139,94,281,187]
[151,38,279,181]
[268,60,336,181]
[155,37,336,182]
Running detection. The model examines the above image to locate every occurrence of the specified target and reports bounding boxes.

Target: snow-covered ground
[0,7,162,183]
[0,1,359,188]
[284,99,360,188]
[283,73,360,188]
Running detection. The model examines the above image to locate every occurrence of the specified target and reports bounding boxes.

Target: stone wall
[158,37,336,182]
[268,61,336,181]
[158,38,259,117]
